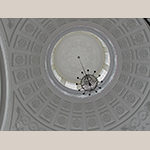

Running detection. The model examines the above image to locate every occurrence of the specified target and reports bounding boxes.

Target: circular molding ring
[45,22,119,101]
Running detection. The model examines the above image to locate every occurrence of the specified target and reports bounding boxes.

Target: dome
[0,18,150,131]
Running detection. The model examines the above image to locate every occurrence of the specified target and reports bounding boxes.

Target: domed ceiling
[0,18,150,131]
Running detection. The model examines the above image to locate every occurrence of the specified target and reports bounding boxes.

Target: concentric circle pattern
[0,18,150,130]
